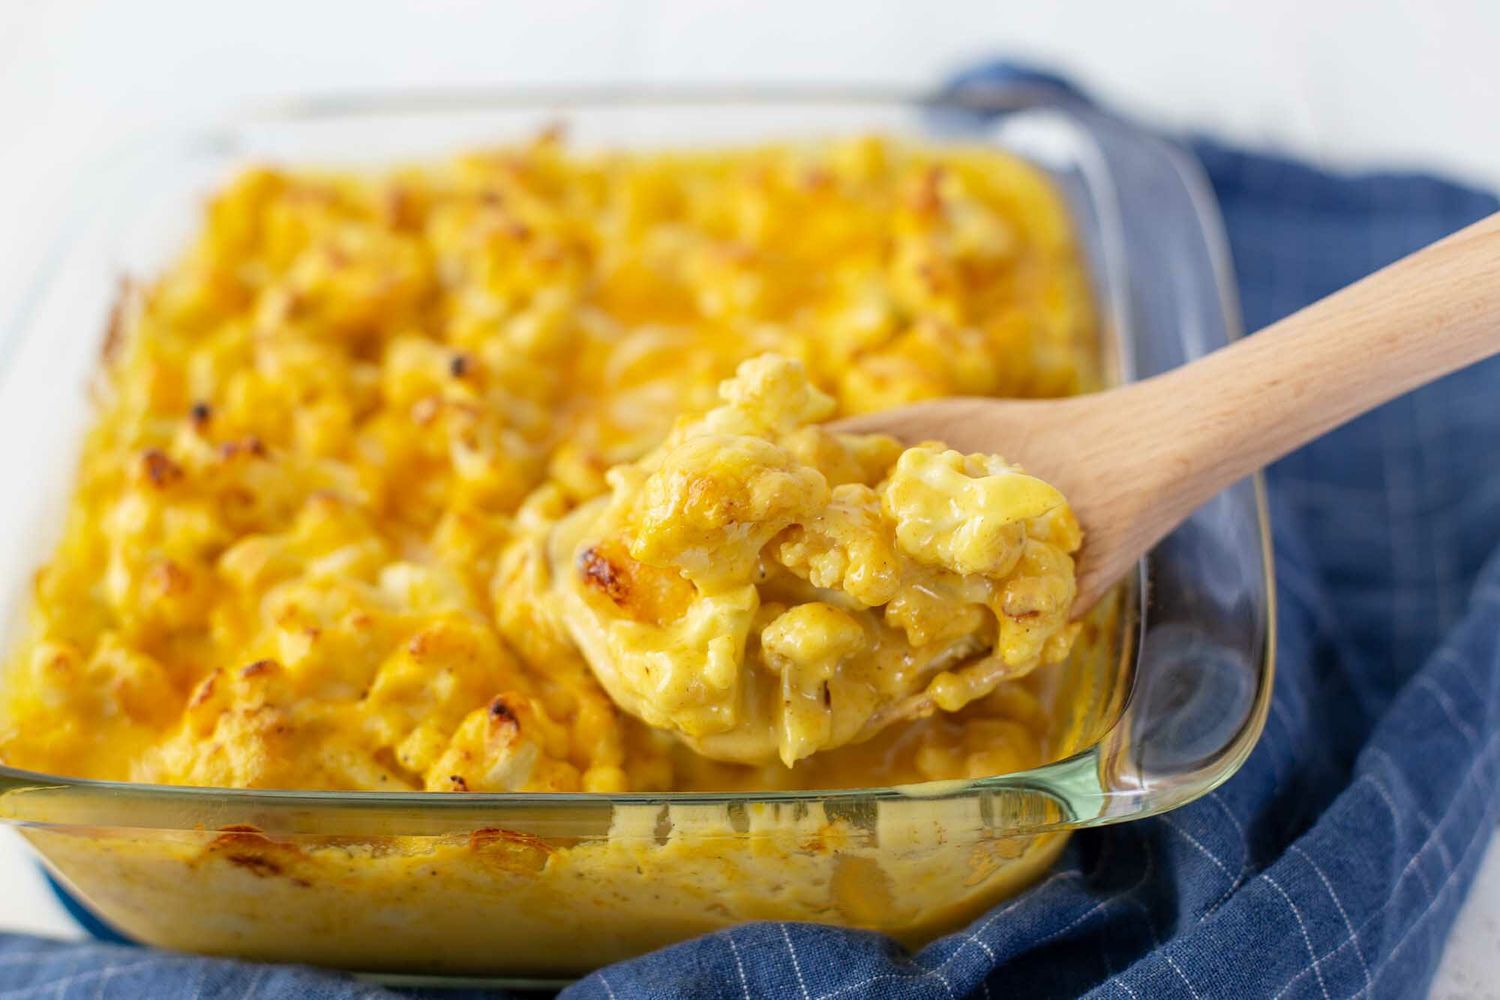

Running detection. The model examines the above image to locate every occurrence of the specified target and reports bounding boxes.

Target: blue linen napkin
[15,63,1500,998]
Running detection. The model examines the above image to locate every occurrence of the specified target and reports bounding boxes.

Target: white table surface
[0,2,1497,995]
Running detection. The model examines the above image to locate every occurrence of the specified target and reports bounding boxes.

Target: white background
[0,2,1497,995]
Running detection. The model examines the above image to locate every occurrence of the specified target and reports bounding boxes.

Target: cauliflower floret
[760,603,867,763]
[775,485,903,608]
[361,614,523,779]
[881,445,1070,577]
[779,426,904,489]
[141,659,405,790]
[710,353,836,434]
[584,354,835,591]
[281,225,433,337]
[424,692,581,792]
[620,434,828,588]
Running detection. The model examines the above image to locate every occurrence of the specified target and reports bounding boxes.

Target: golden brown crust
[0,135,1095,794]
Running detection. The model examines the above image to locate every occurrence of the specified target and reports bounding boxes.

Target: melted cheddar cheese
[0,134,1096,792]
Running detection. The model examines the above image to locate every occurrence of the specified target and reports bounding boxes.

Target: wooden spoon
[835,212,1500,617]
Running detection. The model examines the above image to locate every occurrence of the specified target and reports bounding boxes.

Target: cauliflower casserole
[0,133,1096,794]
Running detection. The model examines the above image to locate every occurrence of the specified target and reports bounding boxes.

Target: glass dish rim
[0,86,1275,834]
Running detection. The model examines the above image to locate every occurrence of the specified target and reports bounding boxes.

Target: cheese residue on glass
[0,133,1095,793]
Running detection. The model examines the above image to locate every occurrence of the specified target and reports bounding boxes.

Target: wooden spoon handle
[1125,211,1500,535]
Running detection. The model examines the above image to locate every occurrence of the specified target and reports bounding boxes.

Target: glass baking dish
[0,87,1273,987]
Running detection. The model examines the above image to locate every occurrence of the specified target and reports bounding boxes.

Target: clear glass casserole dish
[0,87,1273,987]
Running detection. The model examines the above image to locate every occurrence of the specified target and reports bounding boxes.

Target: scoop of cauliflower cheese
[556,355,1081,767]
